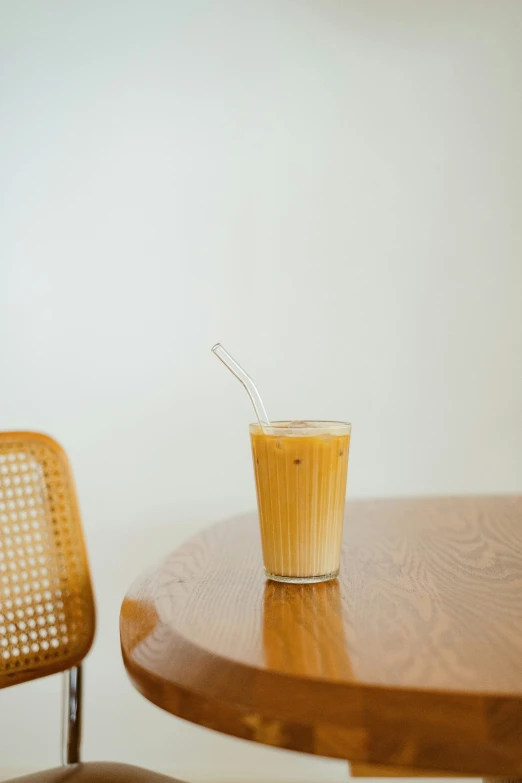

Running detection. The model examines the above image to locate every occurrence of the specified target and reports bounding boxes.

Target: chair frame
[62,665,83,764]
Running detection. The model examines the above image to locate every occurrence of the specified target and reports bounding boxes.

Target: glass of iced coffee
[250,421,351,583]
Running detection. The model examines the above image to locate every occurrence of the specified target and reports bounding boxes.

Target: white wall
[1,1,522,780]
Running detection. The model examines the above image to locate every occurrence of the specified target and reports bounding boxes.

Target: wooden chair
[0,432,185,783]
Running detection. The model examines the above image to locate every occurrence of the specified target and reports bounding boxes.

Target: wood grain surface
[120,496,522,775]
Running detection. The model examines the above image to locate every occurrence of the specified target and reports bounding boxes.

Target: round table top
[120,496,522,776]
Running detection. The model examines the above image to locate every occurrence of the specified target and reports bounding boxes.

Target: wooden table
[120,496,522,779]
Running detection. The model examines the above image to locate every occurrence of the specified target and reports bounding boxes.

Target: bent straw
[211,343,270,426]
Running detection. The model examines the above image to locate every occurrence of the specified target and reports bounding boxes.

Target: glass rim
[250,420,351,436]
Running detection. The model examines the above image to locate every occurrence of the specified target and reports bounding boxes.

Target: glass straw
[211,343,271,426]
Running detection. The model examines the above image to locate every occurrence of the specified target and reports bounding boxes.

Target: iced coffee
[250,421,351,583]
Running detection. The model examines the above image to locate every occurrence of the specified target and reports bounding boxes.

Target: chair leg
[62,665,83,765]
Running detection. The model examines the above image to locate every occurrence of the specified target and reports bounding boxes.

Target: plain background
[1,1,522,781]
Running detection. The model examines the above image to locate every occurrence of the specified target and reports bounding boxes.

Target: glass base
[265,569,339,584]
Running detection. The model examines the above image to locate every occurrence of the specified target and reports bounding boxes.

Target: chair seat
[7,762,186,783]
